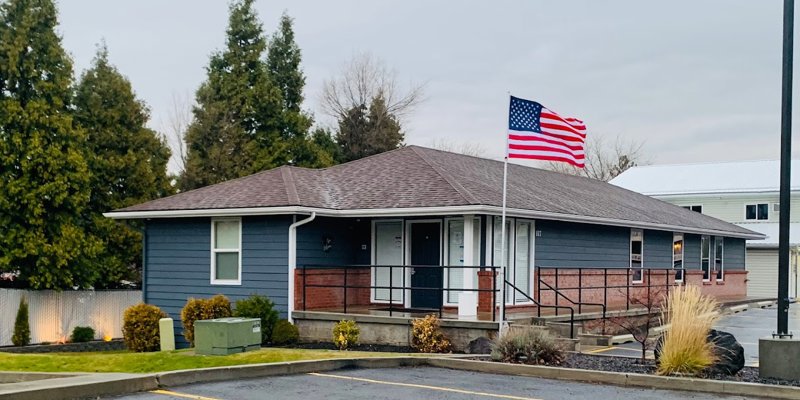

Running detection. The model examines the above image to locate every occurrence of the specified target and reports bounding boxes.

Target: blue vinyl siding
[535,220,630,268]
[684,234,701,270]
[145,215,291,347]
[643,230,672,268]
[296,217,367,267]
[723,237,746,270]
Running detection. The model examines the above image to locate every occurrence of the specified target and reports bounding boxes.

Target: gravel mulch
[291,342,414,353]
[562,353,800,387]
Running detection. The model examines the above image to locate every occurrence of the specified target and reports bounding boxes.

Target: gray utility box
[194,317,261,355]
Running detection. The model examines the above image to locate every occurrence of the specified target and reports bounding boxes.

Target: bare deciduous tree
[161,91,193,175]
[545,133,647,182]
[429,138,486,157]
[320,52,425,122]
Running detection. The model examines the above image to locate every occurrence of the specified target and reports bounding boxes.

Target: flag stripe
[542,111,586,130]
[509,130,584,145]
[509,153,585,167]
[509,144,586,159]
[540,121,587,138]
[509,136,585,151]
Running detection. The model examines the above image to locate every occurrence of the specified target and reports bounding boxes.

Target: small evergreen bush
[181,294,232,346]
[332,320,360,350]
[490,328,565,365]
[234,295,279,344]
[12,297,31,347]
[123,303,167,352]
[411,314,451,353]
[271,319,299,345]
[70,326,96,343]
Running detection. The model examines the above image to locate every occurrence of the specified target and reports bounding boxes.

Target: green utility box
[194,317,261,355]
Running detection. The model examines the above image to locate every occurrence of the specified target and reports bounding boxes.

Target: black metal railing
[503,280,576,338]
[300,264,500,321]
[536,266,686,317]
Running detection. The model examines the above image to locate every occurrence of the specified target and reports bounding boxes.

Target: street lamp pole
[777,0,794,338]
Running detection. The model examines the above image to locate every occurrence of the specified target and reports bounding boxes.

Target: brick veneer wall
[294,268,371,310]
[300,267,748,313]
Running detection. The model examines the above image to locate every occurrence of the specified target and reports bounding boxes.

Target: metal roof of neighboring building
[610,159,800,196]
[107,146,763,239]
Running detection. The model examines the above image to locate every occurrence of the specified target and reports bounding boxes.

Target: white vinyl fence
[0,289,141,346]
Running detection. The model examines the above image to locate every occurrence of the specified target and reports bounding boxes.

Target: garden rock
[654,329,744,375]
[467,337,492,354]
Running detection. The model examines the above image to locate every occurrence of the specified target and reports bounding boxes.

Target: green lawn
[0,348,409,373]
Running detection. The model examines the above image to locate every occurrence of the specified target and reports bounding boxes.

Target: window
[445,218,481,304]
[715,236,724,281]
[673,233,684,282]
[745,203,769,220]
[492,217,534,304]
[701,235,711,281]
[682,205,703,213]
[630,229,643,283]
[211,218,241,285]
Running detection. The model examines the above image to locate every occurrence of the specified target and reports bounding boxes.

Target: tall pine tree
[0,0,101,289]
[74,45,173,288]
[180,0,284,191]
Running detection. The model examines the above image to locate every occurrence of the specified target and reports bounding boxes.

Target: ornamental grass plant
[657,285,719,376]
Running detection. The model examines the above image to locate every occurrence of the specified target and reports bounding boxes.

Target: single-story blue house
[106,146,763,344]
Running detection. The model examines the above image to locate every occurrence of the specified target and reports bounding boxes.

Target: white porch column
[459,215,478,318]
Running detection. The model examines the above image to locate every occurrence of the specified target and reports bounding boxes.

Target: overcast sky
[56,0,796,172]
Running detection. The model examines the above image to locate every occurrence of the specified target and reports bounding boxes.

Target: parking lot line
[586,346,615,354]
[149,389,223,400]
[308,372,542,400]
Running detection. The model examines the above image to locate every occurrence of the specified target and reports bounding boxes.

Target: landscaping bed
[293,341,414,353]
[561,353,800,387]
[0,339,126,354]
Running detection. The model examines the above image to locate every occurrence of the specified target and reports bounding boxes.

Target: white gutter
[287,212,316,323]
[104,205,765,240]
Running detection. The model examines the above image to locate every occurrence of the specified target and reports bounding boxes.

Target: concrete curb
[2,356,799,400]
[427,358,800,400]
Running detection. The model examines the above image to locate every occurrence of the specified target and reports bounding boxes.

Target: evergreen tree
[180,0,284,191]
[0,0,101,289]
[266,12,320,167]
[12,296,30,346]
[74,45,173,288]
[335,96,404,162]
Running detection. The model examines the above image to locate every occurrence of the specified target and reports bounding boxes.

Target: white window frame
[681,205,703,213]
[673,233,684,283]
[370,219,405,304]
[630,229,644,283]
[701,235,711,282]
[744,203,769,221]
[443,217,482,306]
[491,216,535,305]
[210,217,242,285]
[715,236,725,282]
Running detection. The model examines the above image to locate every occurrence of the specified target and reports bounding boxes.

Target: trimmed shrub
[657,285,720,376]
[332,320,360,350]
[12,297,31,347]
[411,314,451,353]
[234,295,279,344]
[181,294,232,347]
[70,326,96,343]
[271,319,299,345]
[123,303,167,352]
[490,328,565,365]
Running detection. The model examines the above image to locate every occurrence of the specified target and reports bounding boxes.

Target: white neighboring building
[611,160,799,299]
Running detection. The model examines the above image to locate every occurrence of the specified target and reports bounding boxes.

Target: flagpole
[498,93,511,331]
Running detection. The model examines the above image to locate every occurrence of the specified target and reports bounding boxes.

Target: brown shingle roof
[113,146,758,237]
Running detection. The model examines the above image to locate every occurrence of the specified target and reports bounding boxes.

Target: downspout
[288,212,316,323]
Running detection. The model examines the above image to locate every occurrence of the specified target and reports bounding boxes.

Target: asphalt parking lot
[110,366,761,400]
[585,303,800,366]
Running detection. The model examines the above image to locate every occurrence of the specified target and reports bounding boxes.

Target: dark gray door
[410,222,442,309]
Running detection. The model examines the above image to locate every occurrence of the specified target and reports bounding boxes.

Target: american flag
[507,96,586,168]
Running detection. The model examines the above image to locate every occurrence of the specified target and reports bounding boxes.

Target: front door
[410,222,442,309]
